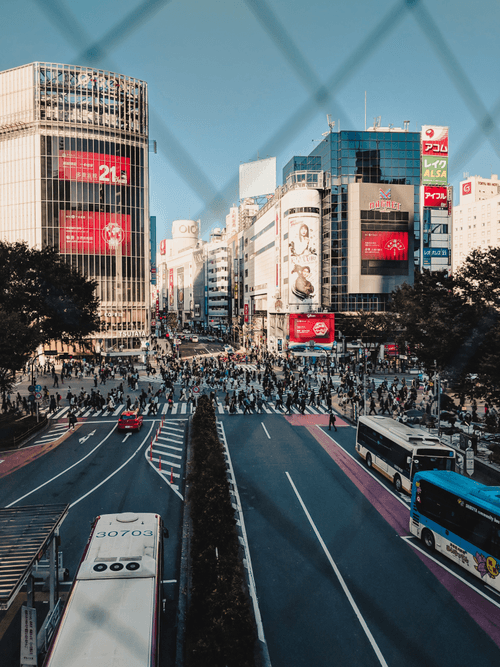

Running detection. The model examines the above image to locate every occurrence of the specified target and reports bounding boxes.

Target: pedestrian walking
[328,411,337,432]
[68,412,77,431]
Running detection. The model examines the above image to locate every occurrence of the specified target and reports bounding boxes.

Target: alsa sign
[421,126,448,156]
[424,186,447,208]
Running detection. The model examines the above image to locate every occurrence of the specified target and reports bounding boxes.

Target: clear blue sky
[3,0,500,240]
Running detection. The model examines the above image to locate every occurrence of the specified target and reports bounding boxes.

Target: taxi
[117,410,143,432]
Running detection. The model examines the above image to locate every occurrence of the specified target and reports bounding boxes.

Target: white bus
[356,415,456,494]
[43,512,167,667]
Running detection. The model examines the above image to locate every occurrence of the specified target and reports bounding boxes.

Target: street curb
[175,417,191,667]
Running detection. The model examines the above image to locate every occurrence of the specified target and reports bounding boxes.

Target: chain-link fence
[28,0,500,235]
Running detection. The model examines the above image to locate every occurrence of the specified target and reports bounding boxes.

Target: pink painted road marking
[306,424,500,649]
[284,414,348,427]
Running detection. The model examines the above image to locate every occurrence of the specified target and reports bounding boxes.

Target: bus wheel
[422,529,435,551]
[393,475,402,492]
[366,453,372,469]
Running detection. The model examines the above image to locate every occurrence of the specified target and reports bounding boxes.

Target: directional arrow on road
[79,429,96,444]
[122,433,132,443]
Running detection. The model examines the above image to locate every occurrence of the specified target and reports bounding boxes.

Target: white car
[191,335,199,343]
[224,344,234,353]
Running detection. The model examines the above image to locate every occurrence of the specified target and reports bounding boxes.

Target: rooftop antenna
[403,120,410,132]
[364,91,367,131]
[326,114,335,131]
[373,116,381,130]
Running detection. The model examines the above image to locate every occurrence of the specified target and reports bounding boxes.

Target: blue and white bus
[410,471,500,591]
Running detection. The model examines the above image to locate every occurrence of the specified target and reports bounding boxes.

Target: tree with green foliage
[0,242,100,391]
[390,268,475,374]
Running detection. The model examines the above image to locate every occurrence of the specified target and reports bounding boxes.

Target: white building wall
[452,175,500,272]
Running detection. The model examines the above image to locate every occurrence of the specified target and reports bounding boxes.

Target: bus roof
[359,416,444,447]
[415,471,500,513]
[45,578,155,667]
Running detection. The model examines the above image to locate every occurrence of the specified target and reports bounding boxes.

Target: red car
[117,410,143,432]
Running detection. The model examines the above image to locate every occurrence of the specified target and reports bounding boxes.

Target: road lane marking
[286,471,389,667]
[6,425,118,508]
[69,422,156,509]
[401,536,500,610]
[261,423,271,439]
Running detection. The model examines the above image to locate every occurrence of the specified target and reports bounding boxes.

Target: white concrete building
[452,174,500,272]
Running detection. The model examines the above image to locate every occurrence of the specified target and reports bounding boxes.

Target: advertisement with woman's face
[288,217,319,304]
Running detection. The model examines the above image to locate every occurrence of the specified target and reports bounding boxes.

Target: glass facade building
[0,62,150,353]
[283,129,421,312]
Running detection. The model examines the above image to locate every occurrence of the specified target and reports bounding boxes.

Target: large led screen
[59,151,131,184]
[59,211,131,255]
[289,313,335,349]
[361,231,408,261]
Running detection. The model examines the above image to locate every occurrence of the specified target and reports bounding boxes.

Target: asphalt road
[222,412,500,667]
[0,415,186,667]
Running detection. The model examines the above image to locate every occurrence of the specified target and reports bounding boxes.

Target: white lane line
[6,425,118,508]
[401,536,500,610]
[261,423,271,440]
[69,423,156,509]
[286,472,389,667]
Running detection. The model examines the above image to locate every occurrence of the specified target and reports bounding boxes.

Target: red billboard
[462,182,472,195]
[59,151,131,184]
[361,231,408,261]
[59,211,131,255]
[423,186,447,208]
[421,126,448,156]
[289,313,335,349]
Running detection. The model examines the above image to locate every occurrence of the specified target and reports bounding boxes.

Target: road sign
[28,385,35,393]
[35,392,42,400]
[465,446,475,477]
[35,384,41,392]
[192,386,200,394]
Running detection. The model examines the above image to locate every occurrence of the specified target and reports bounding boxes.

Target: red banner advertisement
[421,126,448,156]
[59,211,131,255]
[423,186,448,208]
[244,303,249,323]
[361,231,408,261]
[289,313,335,348]
[169,269,174,307]
[59,151,131,184]
[385,343,399,357]
[159,239,166,255]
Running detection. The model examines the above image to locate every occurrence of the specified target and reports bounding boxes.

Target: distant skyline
[3,0,500,240]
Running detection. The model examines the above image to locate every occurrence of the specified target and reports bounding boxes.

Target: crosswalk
[49,399,335,420]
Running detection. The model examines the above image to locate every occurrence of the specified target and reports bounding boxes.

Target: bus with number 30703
[410,471,500,592]
[356,415,456,494]
[43,512,168,667]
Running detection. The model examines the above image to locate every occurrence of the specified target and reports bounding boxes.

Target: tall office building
[283,124,451,312]
[0,62,150,354]
[452,173,500,272]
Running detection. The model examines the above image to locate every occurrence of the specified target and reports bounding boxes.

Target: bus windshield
[413,455,454,475]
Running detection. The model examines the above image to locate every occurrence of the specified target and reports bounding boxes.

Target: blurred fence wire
[35,0,500,233]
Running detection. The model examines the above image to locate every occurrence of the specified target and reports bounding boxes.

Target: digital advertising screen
[59,211,131,255]
[59,151,131,184]
[361,231,408,261]
[289,313,335,349]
